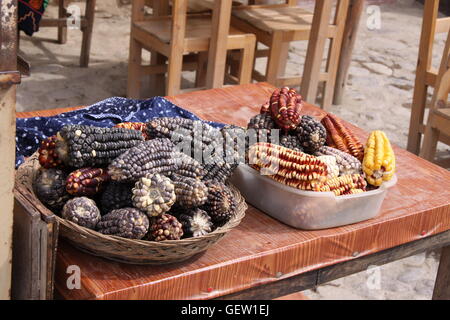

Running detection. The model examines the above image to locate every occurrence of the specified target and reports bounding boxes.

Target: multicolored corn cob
[321,113,364,161]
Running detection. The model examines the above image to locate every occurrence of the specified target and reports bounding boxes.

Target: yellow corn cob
[362,131,396,186]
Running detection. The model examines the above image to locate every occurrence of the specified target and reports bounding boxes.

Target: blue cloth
[16,96,225,168]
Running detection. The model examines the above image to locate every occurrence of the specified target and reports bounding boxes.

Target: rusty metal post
[0,0,18,300]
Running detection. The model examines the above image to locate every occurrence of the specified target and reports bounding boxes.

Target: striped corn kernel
[321,113,365,161]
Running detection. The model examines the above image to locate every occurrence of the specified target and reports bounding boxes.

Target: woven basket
[16,153,247,265]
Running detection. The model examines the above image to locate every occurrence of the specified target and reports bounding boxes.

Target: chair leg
[238,36,256,84]
[265,31,285,86]
[408,84,429,155]
[149,51,167,96]
[80,0,96,67]
[166,51,184,96]
[301,0,333,105]
[57,0,67,44]
[127,37,142,99]
[419,115,439,161]
[322,0,350,109]
[195,51,208,88]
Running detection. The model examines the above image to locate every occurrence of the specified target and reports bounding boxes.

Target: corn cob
[147,213,183,241]
[175,152,206,180]
[56,125,144,168]
[296,115,327,153]
[321,113,365,161]
[362,130,396,186]
[343,188,365,195]
[176,208,213,238]
[38,135,64,168]
[114,122,150,140]
[132,173,176,217]
[146,117,222,160]
[247,113,277,132]
[62,197,101,229]
[97,208,149,239]
[319,174,367,196]
[265,87,303,132]
[221,124,247,164]
[201,181,236,227]
[317,155,339,178]
[280,135,304,152]
[108,138,175,182]
[100,182,134,214]
[66,167,110,196]
[315,146,362,176]
[171,174,208,208]
[33,168,71,212]
[248,142,328,191]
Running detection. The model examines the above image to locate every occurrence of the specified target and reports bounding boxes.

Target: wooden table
[16,83,450,300]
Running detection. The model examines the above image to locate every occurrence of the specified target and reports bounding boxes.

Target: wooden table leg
[332,0,364,105]
[80,0,96,67]
[205,0,233,89]
[433,245,450,300]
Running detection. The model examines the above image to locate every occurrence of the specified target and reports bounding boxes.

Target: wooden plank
[0,0,17,300]
[318,229,450,285]
[11,195,40,299]
[433,245,450,300]
[11,192,58,300]
[333,0,364,105]
[216,270,318,300]
[205,0,233,89]
[40,18,87,28]
[435,17,450,34]
[218,230,450,300]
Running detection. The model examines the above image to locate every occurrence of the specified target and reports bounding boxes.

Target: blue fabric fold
[16,96,225,168]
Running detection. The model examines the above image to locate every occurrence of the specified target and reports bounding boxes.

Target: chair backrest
[418,0,450,87]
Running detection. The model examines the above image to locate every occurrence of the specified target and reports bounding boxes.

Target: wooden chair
[127,0,256,97]
[230,0,351,108]
[419,30,450,165]
[39,0,96,67]
[407,0,450,154]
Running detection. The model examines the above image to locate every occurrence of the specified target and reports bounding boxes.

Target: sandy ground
[17,0,448,299]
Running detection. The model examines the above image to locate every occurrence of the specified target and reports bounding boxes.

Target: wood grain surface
[17,83,450,300]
